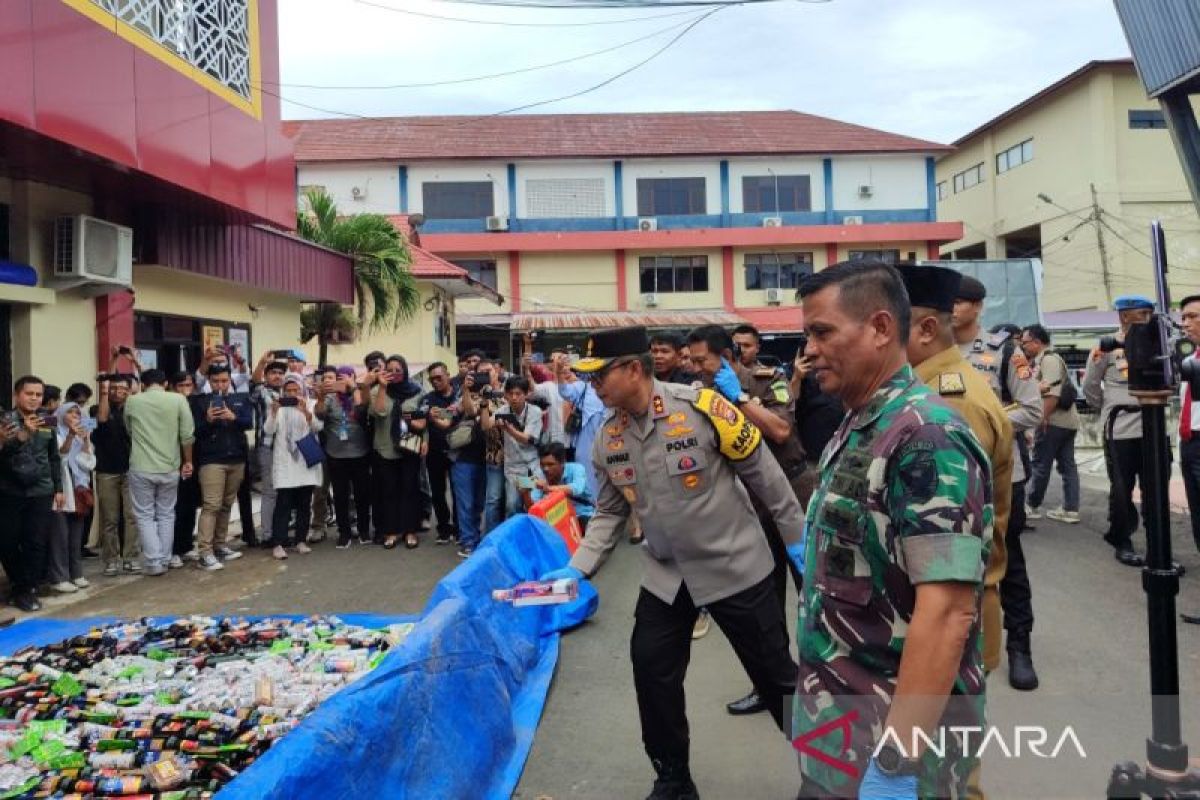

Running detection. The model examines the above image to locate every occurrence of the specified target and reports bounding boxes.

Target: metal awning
[459,309,748,332]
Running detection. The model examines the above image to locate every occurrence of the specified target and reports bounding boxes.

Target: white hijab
[55,402,95,489]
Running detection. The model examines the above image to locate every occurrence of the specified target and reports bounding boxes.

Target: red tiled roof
[388,215,502,304]
[284,111,949,162]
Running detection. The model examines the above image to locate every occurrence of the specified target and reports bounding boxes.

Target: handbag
[447,420,477,450]
[295,432,325,468]
[396,432,423,456]
[73,485,94,514]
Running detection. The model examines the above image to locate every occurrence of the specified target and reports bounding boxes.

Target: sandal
[404,534,419,550]
[383,536,398,550]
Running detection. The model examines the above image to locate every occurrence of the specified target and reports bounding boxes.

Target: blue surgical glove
[858,760,917,800]
[714,357,743,403]
[786,540,806,576]
[539,565,584,583]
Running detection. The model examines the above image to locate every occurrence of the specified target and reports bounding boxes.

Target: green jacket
[0,423,63,498]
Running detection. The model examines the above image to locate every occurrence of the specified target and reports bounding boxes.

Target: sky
[276,0,1134,145]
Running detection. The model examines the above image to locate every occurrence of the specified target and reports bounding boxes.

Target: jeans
[273,486,314,547]
[484,464,506,533]
[197,463,244,557]
[1028,425,1080,511]
[95,472,139,563]
[328,456,371,541]
[426,450,455,534]
[1180,437,1200,555]
[128,471,179,570]
[47,511,85,583]
[451,461,486,550]
[0,495,52,597]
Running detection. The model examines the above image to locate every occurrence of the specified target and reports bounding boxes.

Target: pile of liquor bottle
[0,615,413,798]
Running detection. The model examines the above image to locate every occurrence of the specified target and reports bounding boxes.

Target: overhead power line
[434,0,825,7]
[354,0,706,26]
[268,4,726,124]
[263,13,705,90]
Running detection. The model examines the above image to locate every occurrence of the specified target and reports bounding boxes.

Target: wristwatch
[874,743,921,777]
[735,391,751,405]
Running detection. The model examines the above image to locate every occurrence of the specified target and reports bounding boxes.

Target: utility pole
[1091,182,1112,306]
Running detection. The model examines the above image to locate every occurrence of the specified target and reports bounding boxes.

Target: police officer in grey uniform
[1082,295,1153,567]
[540,326,804,800]
[953,275,1043,691]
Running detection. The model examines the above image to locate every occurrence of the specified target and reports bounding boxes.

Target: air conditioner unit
[858,184,874,197]
[350,186,365,200]
[764,287,784,305]
[642,292,660,307]
[53,215,133,288]
[485,215,509,232]
[637,218,658,232]
[843,215,864,225]
[762,216,783,228]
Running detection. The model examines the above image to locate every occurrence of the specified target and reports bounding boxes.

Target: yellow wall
[625,249,723,310]
[326,282,459,371]
[453,253,511,316]
[519,251,616,311]
[935,63,1200,312]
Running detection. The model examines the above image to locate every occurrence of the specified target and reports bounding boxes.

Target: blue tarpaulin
[0,515,595,799]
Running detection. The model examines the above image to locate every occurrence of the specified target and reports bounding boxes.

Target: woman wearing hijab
[366,354,426,549]
[264,373,323,560]
[47,402,95,593]
[315,365,372,548]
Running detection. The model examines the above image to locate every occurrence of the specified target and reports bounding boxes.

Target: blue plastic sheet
[0,515,594,799]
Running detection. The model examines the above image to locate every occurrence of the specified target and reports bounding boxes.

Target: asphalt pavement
[8,471,1200,800]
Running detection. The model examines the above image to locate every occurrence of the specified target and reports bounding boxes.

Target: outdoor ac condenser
[53,215,133,287]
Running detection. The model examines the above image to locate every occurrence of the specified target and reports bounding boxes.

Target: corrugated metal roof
[285,111,949,162]
[1116,0,1200,97]
[735,306,804,333]
[458,310,748,331]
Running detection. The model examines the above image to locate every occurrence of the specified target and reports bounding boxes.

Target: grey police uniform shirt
[1083,348,1142,441]
[568,379,805,607]
[960,332,1043,482]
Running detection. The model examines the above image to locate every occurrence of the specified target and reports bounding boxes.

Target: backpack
[1050,354,1078,411]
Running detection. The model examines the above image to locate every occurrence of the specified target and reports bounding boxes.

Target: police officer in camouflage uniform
[794,261,992,800]
[953,275,1042,691]
[685,324,807,717]
[540,326,805,800]
[1082,295,1153,567]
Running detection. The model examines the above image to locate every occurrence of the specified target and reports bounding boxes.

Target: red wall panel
[0,0,36,128]
[0,1,293,229]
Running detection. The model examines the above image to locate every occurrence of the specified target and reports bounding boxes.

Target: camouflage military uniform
[793,364,992,798]
[915,345,1014,672]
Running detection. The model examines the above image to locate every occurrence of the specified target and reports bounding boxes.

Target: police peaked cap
[1113,294,1153,311]
[573,326,650,374]
[955,275,987,302]
[898,265,962,313]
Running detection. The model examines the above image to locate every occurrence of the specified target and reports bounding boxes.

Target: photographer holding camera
[1083,295,1154,568]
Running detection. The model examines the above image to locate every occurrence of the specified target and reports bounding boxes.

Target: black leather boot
[646,757,700,800]
[1007,633,1039,691]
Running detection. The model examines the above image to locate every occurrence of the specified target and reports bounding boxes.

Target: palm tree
[296,187,419,365]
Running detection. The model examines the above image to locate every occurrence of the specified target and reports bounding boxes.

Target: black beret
[574,326,650,374]
[898,265,962,313]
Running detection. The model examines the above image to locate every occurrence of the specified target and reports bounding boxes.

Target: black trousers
[631,576,797,763]
[237,450,256,543]
[760,510,803,622]
[1001,480,1035,650]
[0,495,52,597]
[272,486,314,547]
[426,449,455,534]
[1104,438,1144,548]
[1179,437,1200,555]
[371,453,422,537]
[328,456,371,541]
[173,475,199,556]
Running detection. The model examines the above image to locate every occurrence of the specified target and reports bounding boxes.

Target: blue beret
[1113,295,1154,311]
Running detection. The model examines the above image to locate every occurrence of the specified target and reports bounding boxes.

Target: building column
[825,242,839,269]
[721,247,735,311]
[508,251,521,313]
[927,241,941,260]
[615,249,627,311]
[95,291,135,372]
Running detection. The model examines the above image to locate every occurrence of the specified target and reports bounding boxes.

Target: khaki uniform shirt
[961,331,1042,481]
[1083,347,1142,440]
[1033,349,1081,431]
[569,379,805,606]
[736,362,806,475]
[915,345,1013,672]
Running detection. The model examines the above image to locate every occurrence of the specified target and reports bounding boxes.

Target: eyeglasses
[593,357,635,385]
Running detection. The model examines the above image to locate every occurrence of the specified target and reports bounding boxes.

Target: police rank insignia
[652,395,666,417]
[667,412,687,425]
[938,373,966,396]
